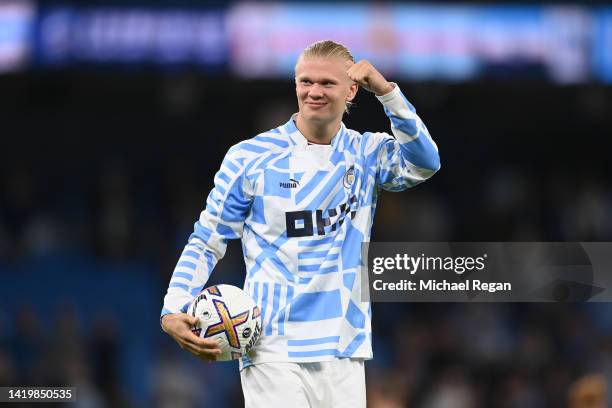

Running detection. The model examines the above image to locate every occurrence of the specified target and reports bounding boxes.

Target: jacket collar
[282,113,346,150]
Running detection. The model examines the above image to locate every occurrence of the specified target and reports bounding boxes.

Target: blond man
[161,40,440,407]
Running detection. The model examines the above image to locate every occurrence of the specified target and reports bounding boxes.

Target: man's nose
[308,84,324,97]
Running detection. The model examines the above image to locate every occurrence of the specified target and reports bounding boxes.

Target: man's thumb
[188,315,200,326]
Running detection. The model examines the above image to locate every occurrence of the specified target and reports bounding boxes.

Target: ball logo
[343,167,355,188]
[190,293,208,315]
[204,299,250,349]
[242,328,252,338]
[244,322,262,353]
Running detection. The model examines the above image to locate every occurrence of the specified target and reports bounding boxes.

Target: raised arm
[348,60,440,191]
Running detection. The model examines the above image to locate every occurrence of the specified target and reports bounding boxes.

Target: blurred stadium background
[1,0,612,407]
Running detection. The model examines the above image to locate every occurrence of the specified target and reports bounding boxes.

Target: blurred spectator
[568,374,607,408]
[96,160,134,260]
[367,369,411,408]
[420,367,477,408]
[91,315,127,407]
[152,348,207,408]
[498,374,545,408]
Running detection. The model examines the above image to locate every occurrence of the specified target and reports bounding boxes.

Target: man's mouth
[306,101,327,109]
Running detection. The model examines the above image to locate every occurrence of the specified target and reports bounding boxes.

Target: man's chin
[302,111,334,124]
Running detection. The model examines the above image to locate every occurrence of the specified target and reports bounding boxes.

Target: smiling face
[295,56,358,127]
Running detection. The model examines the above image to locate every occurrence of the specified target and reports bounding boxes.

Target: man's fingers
[173,313,198,326]
[176,334,222,356]
[184,325,210,343]
[193,337,223,353]
[347,60,371,76]
[186,341,222,358]
[182,332,222,353]
[347,59,391,95]
[163,313,199,333]
[165,312,223,360]
[347,65,373,87]
[181,341,219,361]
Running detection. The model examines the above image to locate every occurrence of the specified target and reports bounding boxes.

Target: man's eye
[301,80,312,85]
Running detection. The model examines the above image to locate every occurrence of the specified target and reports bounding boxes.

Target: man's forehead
[295,57,350,79]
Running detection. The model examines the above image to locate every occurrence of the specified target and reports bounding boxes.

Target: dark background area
[1,72,611,407]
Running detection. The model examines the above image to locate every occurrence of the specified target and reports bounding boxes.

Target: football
[188,284,262,361]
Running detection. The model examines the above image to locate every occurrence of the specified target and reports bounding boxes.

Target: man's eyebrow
[297,76,338,83]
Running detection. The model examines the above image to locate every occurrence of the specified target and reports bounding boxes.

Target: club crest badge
[343,166,355,189]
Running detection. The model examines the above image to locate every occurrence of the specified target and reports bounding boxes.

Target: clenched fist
[346,60,395,96]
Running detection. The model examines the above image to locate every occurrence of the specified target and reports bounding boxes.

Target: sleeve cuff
[375,82,401,104]
[160,308,174,327]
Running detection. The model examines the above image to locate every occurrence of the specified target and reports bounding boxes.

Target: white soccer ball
[187,284,262,361]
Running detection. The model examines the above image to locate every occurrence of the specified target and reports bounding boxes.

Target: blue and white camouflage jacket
[162,84,440,367]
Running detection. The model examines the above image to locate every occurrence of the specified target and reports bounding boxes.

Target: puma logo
[279,178,300,189]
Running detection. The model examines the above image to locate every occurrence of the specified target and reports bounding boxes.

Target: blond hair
[296,40,356,113]
[298,40,354,64]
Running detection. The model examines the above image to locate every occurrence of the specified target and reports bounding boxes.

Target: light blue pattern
[251,196,266,224]
[298,264,320,272]
[172,272,193,281]
[264,169,292,198]
[298,251,328,259]
[288,349,337,358]
[346,300,366,329]
[177,261,196,270]
[266,284,281,336]
[261,283,269,329]
[319,266,338,274]
[287,336,340,346]
[277,285,293,336]
[254,135,290,148]
[343,273,356,290]
[217,171,231,184]
[298,236,336,247]
[288,290,342,322]
[169,282,188,291]
[296,170,328,204]
[183,250,200,259]
[340,333,366,357]
[304,166,346,209]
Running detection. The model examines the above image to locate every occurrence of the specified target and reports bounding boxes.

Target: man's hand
[161,313,222,361]
[346,60,395,96]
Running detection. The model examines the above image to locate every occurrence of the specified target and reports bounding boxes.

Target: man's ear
[347,82,358,102]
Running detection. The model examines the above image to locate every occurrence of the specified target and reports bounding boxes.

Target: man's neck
[295,114,341,145]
